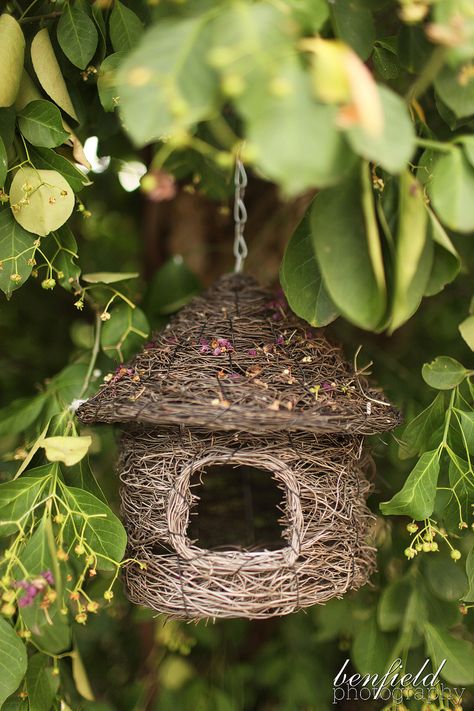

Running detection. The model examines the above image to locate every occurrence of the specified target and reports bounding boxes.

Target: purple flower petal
[247,348,257,356]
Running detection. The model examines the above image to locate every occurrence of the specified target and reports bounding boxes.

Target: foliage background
[1,0,474,709]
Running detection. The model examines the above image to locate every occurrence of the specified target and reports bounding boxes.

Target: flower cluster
[16,570,55,607]
[404,522,462,562]
[200,337,234,356]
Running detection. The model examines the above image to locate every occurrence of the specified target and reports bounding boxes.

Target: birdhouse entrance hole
[187,464,287,551]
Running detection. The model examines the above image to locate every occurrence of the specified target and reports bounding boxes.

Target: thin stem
[19,10,62,23]
[79,312,102,399]
[405,46,447,102]
[414,137,454,153]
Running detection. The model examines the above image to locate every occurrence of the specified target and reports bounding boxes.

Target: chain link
[233,157,248,273]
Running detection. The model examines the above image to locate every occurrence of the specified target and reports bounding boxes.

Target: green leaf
[100,303,149,361]
[425,556,468,602]
[346,85,415,173]
[424,209,461,297]
[17,519,71,654]
[0,135,7,187]
[145,256,201,319]
[280,213,338,327]
[117,14,217,145]
[424,623,474,686]
[31,28,78,122]
[0,106,16,149]
[42,435,92,467]
[389,171,430,332]
[398,392,446,460]
[459,315,474,350]
[238,58,356,194]
[28,145,91,193]
[0,208,36,297]
[434,63,474,118]
[71,647,94,701]
[82,271,138,284]
[97,52,126,112]
[10,167,75,236]
[380,449,440,519]
[455,409,474,455]
[18,100,69,148]
[57,4,98,70]
[62,485,127,570]
[351,616,392,677]
[44,224,81,290]
[0,477,50,537]
[459,134,474,168]
[109,0,143,52]
[330,0,375,60]
[373,43,400,80]
[464,547,474,602]
[0,618,27,707]
[422,356,468,390]
[429,147,474,233]
[287,0,329,32]
[377,578,413,632]
[311,168,386,330]
[447,452,474,529]
[25,654,59,711]
[0,14,25,108]
[0,393,47,437]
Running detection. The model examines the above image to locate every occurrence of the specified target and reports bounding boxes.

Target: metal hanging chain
[233,156,248,273]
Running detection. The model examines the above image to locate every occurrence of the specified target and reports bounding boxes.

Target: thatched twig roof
[77,274,400,435]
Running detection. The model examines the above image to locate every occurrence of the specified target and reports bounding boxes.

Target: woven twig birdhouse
[77,274,400,620]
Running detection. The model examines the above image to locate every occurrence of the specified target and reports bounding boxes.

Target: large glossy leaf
[18,100,69,148]
[422,356,468,390]
[10,167,75,236]
[0,14,25,108]
[28,145,91,193]
[389,171,430,332]
[380,449,440,519]
[280,213,338,327]
[0,618,27,707]
[346,85,415,173]
[398,392,445,460]
[109,0,143,52]
[424,623,474,686]
[31,29,78,121]
[100,303,149,361]
[311,168,386,329]
[62,486,127,570]
[239,58,356,194]
[57,4,98,70]
[0,208,36,297]
[117,15,217,145]
[429,147,474,233]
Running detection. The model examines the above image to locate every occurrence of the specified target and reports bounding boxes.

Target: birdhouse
[77,274,400,620]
